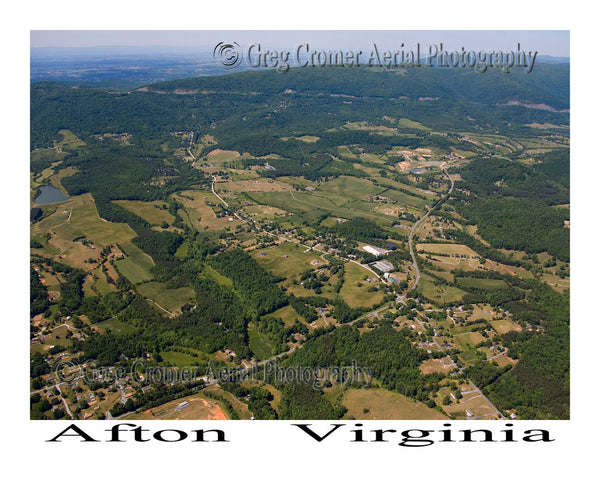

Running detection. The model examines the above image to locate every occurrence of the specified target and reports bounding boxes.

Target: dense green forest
[31,64,569,148]
[453,157,570,261]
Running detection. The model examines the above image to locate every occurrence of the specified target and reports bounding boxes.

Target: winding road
[406,165,455,294]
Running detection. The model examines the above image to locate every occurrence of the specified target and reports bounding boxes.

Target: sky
[30,30,570,57]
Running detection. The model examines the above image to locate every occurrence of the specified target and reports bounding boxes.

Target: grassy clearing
[248,322,275,360]
[337,146,358,159]
[95,317,137,335]
[526,122,569,130]
[219,179,291,193]
[417,243,479,256]
[252,242,323,279]
[83,270,117,296]
[31,148,68,165]
[419,358,454,374]
[419,274,466,304]
[115,241,155,283]
[202,264,233,288]
[339,262,385,309]
[381,188,429,210]
[540,272,570,292]
[453,331,486,350]
[137,282,195,313]
[458,350,480,364]
[268,305,304,327]
[160,349,213,366]
[32,193,136,255]
[55,129,85,149]
[377,176,436,197]
[344,121,397,134]
[49,166,77,194]
[429,270,455,283]
[318,176,385,200]
[206,149,241,165]
[174,190,242,231]
[397,118,431,130]
[359,153,387,164]
[441,392,497,419]
[242,204,288,219]
[343,388,446,420]
[450,147,478,158]
[113,200,174,225]
[282,135,320,143]
[493,354,518,368]
[491,319,522,335]
[250,191,395,225]
[467,304,495,322]
[456,277,507,290]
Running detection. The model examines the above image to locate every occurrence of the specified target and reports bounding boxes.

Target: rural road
[406,165,455,294]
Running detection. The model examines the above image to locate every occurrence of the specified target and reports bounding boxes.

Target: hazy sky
[31,30,570,56]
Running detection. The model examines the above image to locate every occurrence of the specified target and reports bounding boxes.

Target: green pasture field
[251,242,326,279]
[466,304,496,322]
[249,191,396,226]
[491,319,522,335]
[202,264,233,288]
[95,317,137,335]
[32,193,136,254]
[418,274,466,304]
[429,270,455,283]
[247,322,275,360]
[453,331,486,350]
[83,271,116,296]
[55,129,85,149]
[417,243,478,256]
[31,148,68,165]
[339,262,385,309]
[206,149,241,165]
[397,118,431,130]
[267,305,305,327]
[174,190,243,231]
[113,200,175,225]
[337,145,359,159]
[342,388,446,420]
[359,153,388,164]
[115,241,155,283]
[49,166,77,193]
[456,277,508,290]
[380,188,429,210]
[160,348,213,366]
[136,282,195,313]
[318,175,385,200]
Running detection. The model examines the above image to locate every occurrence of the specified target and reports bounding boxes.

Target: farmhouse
[384,272,405,283]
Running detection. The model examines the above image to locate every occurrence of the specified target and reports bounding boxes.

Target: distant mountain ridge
[30,63,569,149]
[147,63,569,110]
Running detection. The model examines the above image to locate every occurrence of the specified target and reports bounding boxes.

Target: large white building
[362,245,390,257]
[372,260,394,273]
